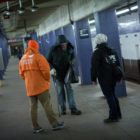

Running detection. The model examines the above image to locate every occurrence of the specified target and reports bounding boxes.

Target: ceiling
[0,0,69,34]
[0,0,137,39]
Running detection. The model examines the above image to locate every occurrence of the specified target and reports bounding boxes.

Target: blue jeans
[55,80,76,111]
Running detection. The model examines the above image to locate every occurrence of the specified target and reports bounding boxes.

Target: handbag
[64,66,79,84]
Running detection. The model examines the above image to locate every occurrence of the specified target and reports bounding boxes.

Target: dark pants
[100,86,121,119]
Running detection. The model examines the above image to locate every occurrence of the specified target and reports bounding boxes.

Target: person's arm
[69,45,75,65]
[37,55,50,81]
[113,50,124,84]
[91,50,101,84]
[114,51,121,67]
[45,47,54,69]
[19,62,25,80]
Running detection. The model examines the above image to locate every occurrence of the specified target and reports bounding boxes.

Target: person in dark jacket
[91,33,122,123]
[46,35,81,115]
[17,47,23,60]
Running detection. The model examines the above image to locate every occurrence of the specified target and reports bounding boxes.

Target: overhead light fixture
[116,8,129,16]
[31,0,38,12]
[4,2,11,16]
[88,20,95,24]
[130,5,138,11]
[17,0,25,14]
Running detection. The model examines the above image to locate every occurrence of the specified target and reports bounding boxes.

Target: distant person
[19,40,64,133]
[13,47,18,58]
[91,34,122,123]
[46,35,81,115]
[17,47,23,60]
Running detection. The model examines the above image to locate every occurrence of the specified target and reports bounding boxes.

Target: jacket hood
[54,35,69,46]
[52,35,74,50]
[24,47,39,55]
[28,40,39,50]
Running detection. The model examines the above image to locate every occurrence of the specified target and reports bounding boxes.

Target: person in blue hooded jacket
[46,35,81,115]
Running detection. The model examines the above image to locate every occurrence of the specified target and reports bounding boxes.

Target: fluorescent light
[116,9,129,15]
[31,6,38,12]
[89,20,95,24]
[18,0,25,14]
[18,8,25,14]
[130,5,138,11]
[4,10,11,16]
[31,0,38,12]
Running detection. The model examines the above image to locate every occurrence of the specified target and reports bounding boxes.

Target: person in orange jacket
[19,40,64,133]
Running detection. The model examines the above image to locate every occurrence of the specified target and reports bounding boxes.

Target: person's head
[61,43,68,51]
[94,33,108,45]
[28,40,39,50]
[55,35,69,51]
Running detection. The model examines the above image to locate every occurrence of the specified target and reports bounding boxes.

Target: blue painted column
[55,27,64,37]
[137,0,140,23]
[48,31,56,47]
[94,8,127,97]
[74,18,93,85]
[63,24,79,76]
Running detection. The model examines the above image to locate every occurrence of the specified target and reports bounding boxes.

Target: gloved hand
[50,68,56,76]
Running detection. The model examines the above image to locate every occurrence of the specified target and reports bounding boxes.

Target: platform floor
[0,57,140,140]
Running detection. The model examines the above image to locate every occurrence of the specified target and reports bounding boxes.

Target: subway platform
[0,57,140,140]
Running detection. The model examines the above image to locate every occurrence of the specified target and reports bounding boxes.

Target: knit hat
[94,34,108,45]
[28,40,39,50]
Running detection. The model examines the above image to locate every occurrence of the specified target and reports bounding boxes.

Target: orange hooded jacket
[19,40,50,96]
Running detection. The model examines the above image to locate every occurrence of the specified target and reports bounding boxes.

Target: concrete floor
[0,57,140,140]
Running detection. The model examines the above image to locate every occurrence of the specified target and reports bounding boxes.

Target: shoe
[52,122,64,131]
[32,128,44,134]
[71,108,82,115]
[104,118,118,123]
[61,110,66,115]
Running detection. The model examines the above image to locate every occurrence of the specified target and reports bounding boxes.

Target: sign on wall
[79,28,89,39]
[0,48,4,70]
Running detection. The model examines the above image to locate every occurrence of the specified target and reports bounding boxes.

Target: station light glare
[31,6,38,12]
[116,8,129,15]
[17,0,25,14]
[4,10,11,15]
[88,20,95,24]
[18,8,25,14]
[90,28,96,32]
[130,5,138,11]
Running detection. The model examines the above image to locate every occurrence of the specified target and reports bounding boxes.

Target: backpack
[104,48,124,82]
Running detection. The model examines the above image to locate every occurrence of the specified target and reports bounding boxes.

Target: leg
[100,86,118,120]
[65,82,81,115]
[38,90,59,126]
[29,96,40,130]
[113,94,122,118]
[56,80,66,112]
[105,93,118,119]
[65,82,76,109]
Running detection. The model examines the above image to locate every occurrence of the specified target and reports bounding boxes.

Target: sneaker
[32,128,44,134]
[71,109,82,115]
[104,118,118,123]
[52,122,64,131]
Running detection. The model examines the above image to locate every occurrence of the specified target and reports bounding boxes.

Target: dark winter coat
[91,43,120,90]
[46,35,74,81]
